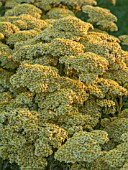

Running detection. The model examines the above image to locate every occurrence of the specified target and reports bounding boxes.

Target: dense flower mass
[0,0,128,170]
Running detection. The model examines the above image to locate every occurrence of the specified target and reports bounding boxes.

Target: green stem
[114,96,122,117]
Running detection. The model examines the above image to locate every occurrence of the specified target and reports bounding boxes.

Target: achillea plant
[0,0,128,170]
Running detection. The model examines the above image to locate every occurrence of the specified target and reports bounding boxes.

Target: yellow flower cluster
[96,99,115,107]
[0,68,13,89]
[103,142,128,169]
[86,84,105,98]
[97,19,118,32]
[0,42,18,69]
[80,31,120,43]
[15,91,34,107]
[10,63,61,93]
[63,0,97,6]
[4,0,18,9]
[103,68,128,86]
[36,88,77,109]
[97,78,128,96]
[46,7,75,19]
[121,132,128,142]
[34,26,81,42]
[81,38,122,64]
[79,73,99,85]
[52,16,93,36]
[55,130,108,163]
[59,52,109,75]
[20,56,58,67]
[15,0,34,3]
[0,91,13,105]
[0,14,48,30]
[14,14,47,30]
[0,108,68,170]
[121,50,128,67]
[82,5,117,31]
[34,0,62,11]
[12,38,85,63]
[104,118,128,143]
[6,29,38,46]
[119,35,128,46]
[47,38,85,56]
[96,99,116,115]
[16,145,48,170]
[0,22,19,37]
[13,39,38,54]
[70,163,87,170]
[5,3,42,18]
[12,42,46,62]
